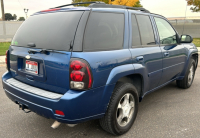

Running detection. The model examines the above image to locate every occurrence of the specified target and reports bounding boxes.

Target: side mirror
[180,35,193,43]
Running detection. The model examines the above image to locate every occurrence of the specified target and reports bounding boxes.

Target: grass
[0,39,199,56]
[0,42,10,56]
[193,38,200,47]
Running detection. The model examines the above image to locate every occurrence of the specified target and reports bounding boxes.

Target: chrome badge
[25,55,31,59]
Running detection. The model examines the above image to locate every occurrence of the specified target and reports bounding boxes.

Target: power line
[18,0,24,9]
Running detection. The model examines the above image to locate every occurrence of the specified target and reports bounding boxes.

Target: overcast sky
[0,0,200,19]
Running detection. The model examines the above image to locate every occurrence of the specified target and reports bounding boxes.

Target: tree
[112,0,142,7]
[72,0,109,6]
[13,14,17,20]
[133,1,142,7]
[18,17,25,21]
[5,13,13,21]
[186,0,200,12]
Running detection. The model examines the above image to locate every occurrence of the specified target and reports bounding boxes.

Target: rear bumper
[2,71,115,124]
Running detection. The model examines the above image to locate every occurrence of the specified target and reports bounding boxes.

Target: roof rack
[51,1,105,9]
[50,2,150,13]
[88,3,150,13]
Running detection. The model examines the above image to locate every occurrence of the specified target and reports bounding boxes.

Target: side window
[131,14,141,47]
[136,15,156,46]
[83,12,124,51]
[154,17,177,45]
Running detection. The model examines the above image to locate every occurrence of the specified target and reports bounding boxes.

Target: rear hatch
[9,11,84,94]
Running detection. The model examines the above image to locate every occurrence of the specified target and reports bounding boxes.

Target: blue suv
[2,2,198,135]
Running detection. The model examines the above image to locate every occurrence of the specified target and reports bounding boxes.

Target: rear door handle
[164,52,169,57]
[136,56,144,62]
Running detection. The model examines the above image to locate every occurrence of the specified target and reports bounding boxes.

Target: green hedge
[0,42,11,56]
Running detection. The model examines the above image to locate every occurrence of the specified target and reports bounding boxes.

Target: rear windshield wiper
[28,49,65,54]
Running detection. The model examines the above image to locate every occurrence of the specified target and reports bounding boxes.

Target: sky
[0,0,200,19]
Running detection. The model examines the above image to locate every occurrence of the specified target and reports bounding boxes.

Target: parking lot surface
[0,60,200,138]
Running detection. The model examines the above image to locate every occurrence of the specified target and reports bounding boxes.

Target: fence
[169,19,200,38]
[0,20,200,42]
[0,21,23,42]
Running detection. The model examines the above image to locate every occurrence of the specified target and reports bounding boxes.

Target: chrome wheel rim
[116,93,135,127]
[188,65,194,85]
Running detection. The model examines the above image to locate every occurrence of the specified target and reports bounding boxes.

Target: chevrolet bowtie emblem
[25,55,31,59]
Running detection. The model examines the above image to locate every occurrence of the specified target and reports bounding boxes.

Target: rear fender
[106,64,147,95]
[100,64,146,113]
[106,64,135,85]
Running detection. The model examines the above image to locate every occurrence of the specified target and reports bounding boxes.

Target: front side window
[154,17,177,45]
[83,12,124,51]
[136,15,156,46]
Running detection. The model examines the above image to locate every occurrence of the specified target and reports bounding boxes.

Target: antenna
[182,2,188,34]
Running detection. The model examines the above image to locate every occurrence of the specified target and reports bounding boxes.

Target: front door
[153,17,187,85]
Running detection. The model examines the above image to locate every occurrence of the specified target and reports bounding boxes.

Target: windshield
[12,11,84,51]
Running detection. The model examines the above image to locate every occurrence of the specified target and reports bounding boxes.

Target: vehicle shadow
[25,80,194,138]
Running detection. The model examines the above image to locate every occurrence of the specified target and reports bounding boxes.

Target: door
[129,13,163,92]
[153,17,187,85]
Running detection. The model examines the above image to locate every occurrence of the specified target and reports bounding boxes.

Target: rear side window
[154,17,177,45]
[131,14,141,47]
[83,12,124,51]
[12,11,84,51]
[136,15,155,46]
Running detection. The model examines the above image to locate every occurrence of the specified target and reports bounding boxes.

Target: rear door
[129,13,163,92]
[153,17,187,85]
[9,11,85,94]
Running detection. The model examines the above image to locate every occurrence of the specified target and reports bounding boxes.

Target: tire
[99,82,139,135]
[176,58,196,89]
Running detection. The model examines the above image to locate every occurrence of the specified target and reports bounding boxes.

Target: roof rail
[50,2,150,13]
[88,3,150,13]
[50,1,105,9]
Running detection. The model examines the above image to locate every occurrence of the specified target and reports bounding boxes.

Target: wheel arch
[179,50,198,78]
[105,64,145,102]
[117,74,144,101]
[192,53,198,70]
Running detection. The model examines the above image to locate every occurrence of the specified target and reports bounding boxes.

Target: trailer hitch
[18,102,31,113]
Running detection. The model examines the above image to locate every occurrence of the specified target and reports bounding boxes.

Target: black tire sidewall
[111,83,139,135]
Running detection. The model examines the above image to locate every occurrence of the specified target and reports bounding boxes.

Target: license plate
[25,60,38,74]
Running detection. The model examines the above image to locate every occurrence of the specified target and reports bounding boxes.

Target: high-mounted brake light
[41,8,61,12]
[69,59,93,90]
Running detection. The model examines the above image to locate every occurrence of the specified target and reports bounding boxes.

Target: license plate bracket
[25,60,38,74]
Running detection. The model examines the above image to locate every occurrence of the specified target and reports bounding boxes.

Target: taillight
[70,59,93,90]
[5,50,8,69]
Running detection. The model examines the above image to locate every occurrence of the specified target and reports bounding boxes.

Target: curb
[0,56,6,64]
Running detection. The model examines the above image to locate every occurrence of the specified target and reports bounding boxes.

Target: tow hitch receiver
[17,102,31,113]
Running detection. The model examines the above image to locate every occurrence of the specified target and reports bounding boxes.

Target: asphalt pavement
[0,59,200,138]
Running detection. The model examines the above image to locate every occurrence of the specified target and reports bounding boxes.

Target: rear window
[83,12,124,51]
[136,15,155,46]
[12,11,84,51]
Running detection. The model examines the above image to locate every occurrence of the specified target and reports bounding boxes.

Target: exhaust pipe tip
[51,121,61,129]
[67,124,77,127]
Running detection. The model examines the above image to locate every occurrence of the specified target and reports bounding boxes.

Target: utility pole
[1,0,6,37]
[1,0,5,20]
